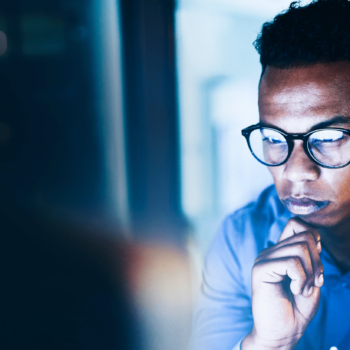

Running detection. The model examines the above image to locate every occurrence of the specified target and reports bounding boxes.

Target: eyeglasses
[241,123,350,169]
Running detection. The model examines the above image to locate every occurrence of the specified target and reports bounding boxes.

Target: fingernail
[308,286,314,296]
[318,273,324,285]
[317,241,322,252]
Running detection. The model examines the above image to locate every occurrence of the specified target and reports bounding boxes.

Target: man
[192,1,350,349]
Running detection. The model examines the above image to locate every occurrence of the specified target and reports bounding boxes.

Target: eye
[261,129,286,144]
[310,130,345,143]
[263,137,284,144]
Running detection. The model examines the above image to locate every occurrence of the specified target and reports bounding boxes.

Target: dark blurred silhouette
[1,206,139,350]
[0,0,191,349]
[0,62,139,349]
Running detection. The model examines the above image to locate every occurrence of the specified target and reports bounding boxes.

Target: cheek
[268,167,283,187]
[267,166,289,197]
[326,168,350,203]
[318,168,350,225]
[268,165,350,202]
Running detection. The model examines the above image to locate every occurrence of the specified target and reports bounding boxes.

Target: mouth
[282,196,330,215]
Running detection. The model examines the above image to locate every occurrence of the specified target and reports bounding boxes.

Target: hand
[242,218,324,350]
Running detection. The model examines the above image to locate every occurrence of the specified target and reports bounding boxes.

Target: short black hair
[254,0,350,73]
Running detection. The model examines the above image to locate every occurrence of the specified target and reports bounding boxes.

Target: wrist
[241,329,300,350]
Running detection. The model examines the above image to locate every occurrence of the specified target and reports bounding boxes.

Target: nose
[283,141,320,182]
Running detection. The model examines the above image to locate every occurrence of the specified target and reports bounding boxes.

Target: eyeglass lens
[248,128,350,167]
[308,129,350,167]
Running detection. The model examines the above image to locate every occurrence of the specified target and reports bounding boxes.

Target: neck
[319,216,350,273]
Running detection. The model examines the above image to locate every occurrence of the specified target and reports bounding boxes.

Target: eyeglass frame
[241,123,350,169]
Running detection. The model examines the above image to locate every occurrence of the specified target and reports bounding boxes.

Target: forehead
[258,62,350,133]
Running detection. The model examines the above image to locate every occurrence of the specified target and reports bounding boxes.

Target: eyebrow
[311,115,350,130]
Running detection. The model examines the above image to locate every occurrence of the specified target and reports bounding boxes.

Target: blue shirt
[191,185,350,350]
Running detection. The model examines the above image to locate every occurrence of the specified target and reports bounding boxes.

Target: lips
[282,196,330,215]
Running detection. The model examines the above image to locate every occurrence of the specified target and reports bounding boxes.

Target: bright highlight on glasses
[242,124,350,169]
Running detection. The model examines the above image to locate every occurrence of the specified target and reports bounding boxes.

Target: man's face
[259,62,350,228]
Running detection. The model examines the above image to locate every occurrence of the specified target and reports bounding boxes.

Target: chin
[293,209,347,228]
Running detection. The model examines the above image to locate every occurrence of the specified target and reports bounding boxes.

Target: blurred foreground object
[128,244,193,350]
[0,0,193,348]
[1,206,136,350]
[1,205,193,350]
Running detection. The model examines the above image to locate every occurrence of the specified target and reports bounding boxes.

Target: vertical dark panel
[0,2,140,349]
[120,0,185,241]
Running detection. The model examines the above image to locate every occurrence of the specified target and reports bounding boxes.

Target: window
[176,0,296,253]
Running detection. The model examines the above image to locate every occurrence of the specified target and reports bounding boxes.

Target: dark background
[0,0,185,241]
[0,0,187,349]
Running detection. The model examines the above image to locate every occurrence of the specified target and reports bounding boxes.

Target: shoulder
[194,186,290,348]
[204,185,290,290]
[193,187,287,350]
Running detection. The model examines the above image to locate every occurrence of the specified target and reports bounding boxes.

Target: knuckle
[305,231,314,242]
[289,256,301,267]
[296,241,309,254]
[307,229,320,244]
[295,232,312,243]
[304,231,319,246]
[289,257,307,278]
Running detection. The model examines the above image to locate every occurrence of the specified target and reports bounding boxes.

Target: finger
[255,242,314,296]
[296,232,324,288]
[278,217,322,253]
[258,232,324,288]
[253,256,307,296]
